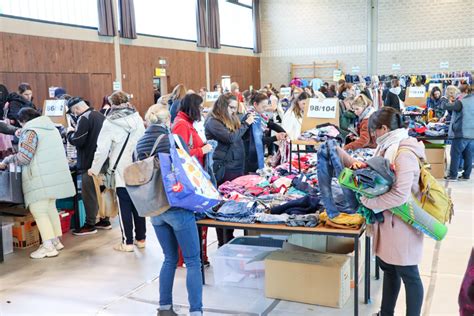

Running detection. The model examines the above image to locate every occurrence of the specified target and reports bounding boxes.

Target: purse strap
[111,133,130,173]
[149,134,167,156]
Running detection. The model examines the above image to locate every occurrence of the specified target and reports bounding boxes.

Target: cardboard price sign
[301,98,339,132]
[408,86,426,98]
[405,86,427,106]
[205,92,220,102]
[44,100,66,117]
[280,87,291,98]
[43,100,68,126]
[307,98,338,119]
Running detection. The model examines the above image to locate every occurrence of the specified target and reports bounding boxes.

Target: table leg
[198,226,205,285]
[354,235,359,316]
[0,218,4,263]
[364,235,371,304]
[375,257,380,280]
[73,173,81,229]
[297,145,302,172]
[289,141,293,173]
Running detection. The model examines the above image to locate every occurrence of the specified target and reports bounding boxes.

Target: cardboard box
[327,235,365,288]
[425,148,445,164]
[286,235,365,288]
[11,214,40,248]
[265,250,351,308]
[428,163,445,179]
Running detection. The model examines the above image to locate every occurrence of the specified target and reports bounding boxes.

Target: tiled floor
[0,179,472,315]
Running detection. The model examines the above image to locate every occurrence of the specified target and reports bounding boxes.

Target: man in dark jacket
[66,97,107,235]
[442,85,474,181]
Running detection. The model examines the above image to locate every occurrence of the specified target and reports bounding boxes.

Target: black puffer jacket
[135,124,187,160]
[6,93,36,127]
[204,116,250,173]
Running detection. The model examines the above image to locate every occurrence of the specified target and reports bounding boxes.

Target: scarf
[389,87,401,96]
[374,128,409,163]
[358,106,375,121]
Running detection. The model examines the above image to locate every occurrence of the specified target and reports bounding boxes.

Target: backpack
[397,148,454,224]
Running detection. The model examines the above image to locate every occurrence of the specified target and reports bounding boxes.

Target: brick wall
[260,0,474,87]
[377,0,474,74]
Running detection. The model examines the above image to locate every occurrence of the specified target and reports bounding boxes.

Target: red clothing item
[172,111,205,166]
[233,91,244,103]
[343,118,376,151]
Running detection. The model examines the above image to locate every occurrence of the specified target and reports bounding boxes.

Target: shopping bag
[158,134,220,212]
[0,166,24,204]
[102,188,119,218]
[0,129,13,159]
[123,135,171,217]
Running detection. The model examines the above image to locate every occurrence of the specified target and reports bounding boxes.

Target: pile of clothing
[425,122,448,137]
[299,125,341,142]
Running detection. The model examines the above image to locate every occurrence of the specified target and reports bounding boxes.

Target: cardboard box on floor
[265,250,351,308]
[428,163,445,179]
[425,147,445,164]
[287,234,365,288]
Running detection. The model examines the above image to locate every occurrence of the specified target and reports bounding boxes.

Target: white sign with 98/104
[307,98,338,119]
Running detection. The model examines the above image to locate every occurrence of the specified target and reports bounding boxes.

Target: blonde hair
[145,104,170,125]
[231,82,240,92]
[445,85,460,99]
[352,94,372,109]
[171,84,187,101]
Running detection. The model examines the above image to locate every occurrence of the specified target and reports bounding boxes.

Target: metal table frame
[197,220,373,316]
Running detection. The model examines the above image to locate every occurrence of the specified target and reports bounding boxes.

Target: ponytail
[369,107,407,132]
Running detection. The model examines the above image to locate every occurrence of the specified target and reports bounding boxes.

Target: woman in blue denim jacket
[135,104,203,316]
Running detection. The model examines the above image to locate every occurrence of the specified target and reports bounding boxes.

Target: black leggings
[116,188,146,245]
[377,257,424,316]
[216,170,243,247]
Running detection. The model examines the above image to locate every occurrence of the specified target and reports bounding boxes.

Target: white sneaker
[53,240,64,251]
[30,245,59,259]
[134,240,146,249]
[113,243,134,252]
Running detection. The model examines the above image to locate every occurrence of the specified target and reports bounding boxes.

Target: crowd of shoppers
[0,78,472,316]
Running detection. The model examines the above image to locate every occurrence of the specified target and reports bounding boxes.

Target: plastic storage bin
[211,236,283,289]
[2,221,14,255]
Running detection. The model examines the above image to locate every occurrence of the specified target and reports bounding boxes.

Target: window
[0,0,99,28]
[134,0,197,41]
[219,0,253,48]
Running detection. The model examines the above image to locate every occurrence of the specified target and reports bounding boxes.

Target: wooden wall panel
[0,32,260,116]
[0,32,114,109]
[209,53,261,92]
[120,45,206,114]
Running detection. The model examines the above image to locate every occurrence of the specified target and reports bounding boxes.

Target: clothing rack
[290,61,339,82]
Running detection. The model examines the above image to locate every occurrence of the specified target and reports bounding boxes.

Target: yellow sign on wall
[155,68,166,77]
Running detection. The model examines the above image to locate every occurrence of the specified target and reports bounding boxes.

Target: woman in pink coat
[339,107,425,316]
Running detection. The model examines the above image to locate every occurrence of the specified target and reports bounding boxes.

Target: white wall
[260,0,474,87]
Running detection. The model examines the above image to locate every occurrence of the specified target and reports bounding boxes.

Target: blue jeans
[449,139,473,179]
[151,208,203,313]
[317,140,359,218]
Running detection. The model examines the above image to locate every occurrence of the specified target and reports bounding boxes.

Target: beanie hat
[54,87,67,98]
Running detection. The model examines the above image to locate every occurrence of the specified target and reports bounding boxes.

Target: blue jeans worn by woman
[151,207,203,315]
[317,139,359,218]
[449,138,473,179]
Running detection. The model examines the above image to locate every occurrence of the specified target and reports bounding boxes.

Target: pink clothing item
[231,175,266,189]
[340,138,426,266]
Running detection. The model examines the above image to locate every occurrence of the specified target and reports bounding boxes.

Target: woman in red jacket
[172,93,212,266]
[344,94,377,151]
